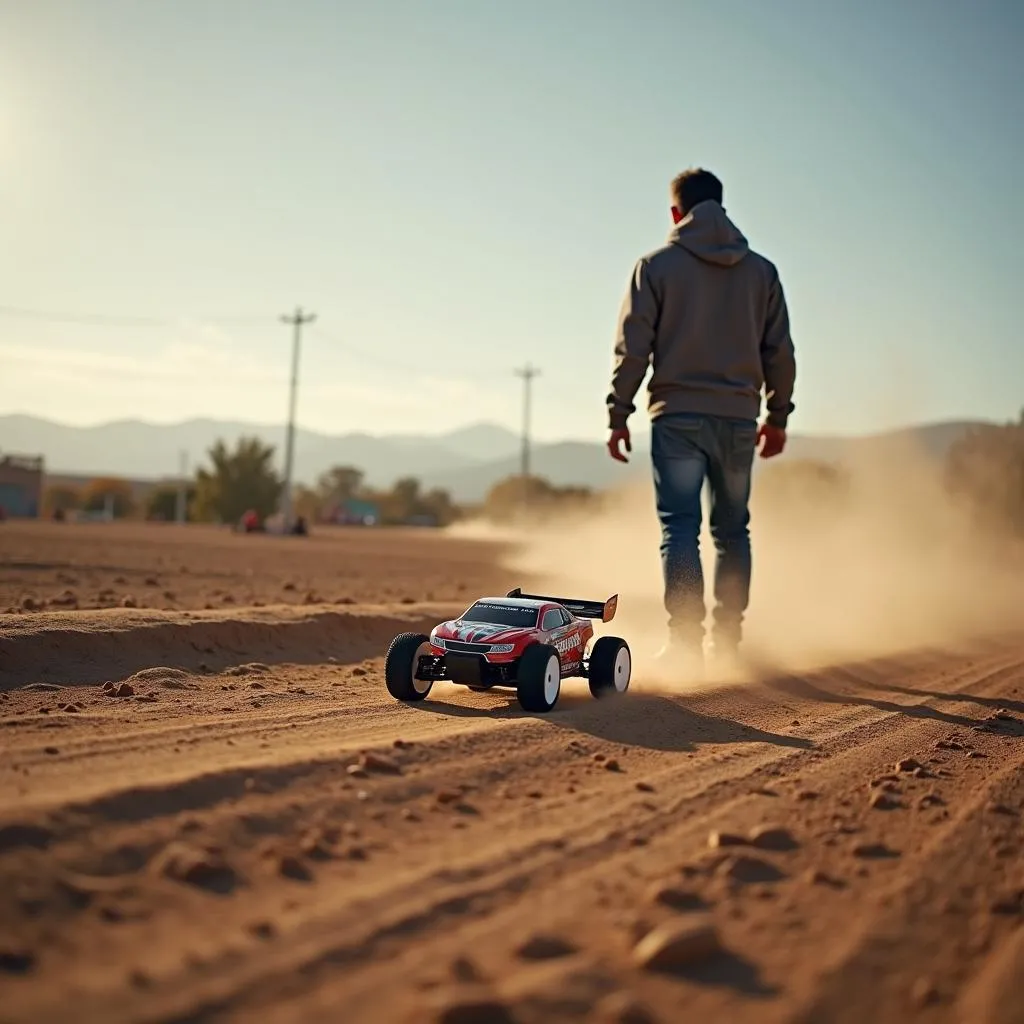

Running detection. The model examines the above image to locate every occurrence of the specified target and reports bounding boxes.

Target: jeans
[650,412,758,649]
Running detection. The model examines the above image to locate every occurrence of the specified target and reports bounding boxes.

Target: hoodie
[607,200,796,431]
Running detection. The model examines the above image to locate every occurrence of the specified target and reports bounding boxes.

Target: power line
[0,304,277,328]
[279,306,316,528]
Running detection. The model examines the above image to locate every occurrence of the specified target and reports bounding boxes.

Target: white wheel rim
[543,654,560,705]
[412,642,432,694]
[612,645,631,692]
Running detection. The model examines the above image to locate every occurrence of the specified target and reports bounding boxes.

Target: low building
[0,453,44,518]
[330,498,379,526]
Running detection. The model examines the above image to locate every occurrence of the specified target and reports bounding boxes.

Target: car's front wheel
[384,632,434,702]
[516,643,562,712]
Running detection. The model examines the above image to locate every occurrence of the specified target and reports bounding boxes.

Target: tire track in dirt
[3,628,1022,1023]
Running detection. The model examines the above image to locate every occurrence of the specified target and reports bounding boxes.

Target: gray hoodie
[606,200,796,431]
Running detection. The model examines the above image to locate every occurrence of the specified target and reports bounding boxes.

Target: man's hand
[608,427,632,463]
[757,423,786,459]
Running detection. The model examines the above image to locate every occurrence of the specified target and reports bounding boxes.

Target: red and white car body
[382,587,629,712]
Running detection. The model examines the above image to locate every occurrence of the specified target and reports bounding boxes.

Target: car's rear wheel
[384,632,434,702]
[516,643,561,712]
[588,636,631,699]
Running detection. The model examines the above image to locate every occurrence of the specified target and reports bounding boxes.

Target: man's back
[607,199,795,434]
[604,168,797,665]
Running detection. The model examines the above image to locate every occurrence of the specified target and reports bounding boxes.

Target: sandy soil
[1,521,1023,1024]
[0,520,519,613]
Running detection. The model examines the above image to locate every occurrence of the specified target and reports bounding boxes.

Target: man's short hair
[670,168,724,214]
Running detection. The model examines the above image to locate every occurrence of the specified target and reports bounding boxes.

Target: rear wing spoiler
[506,587,618,623]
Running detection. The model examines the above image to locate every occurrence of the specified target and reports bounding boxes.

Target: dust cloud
[451,437,1024,690]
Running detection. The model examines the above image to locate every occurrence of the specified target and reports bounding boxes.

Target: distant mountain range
[0,413,993,503]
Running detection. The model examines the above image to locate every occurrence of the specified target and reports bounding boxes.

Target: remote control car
[384,587,631,712]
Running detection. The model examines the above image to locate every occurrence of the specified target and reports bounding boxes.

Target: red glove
[757,423,786,459]
[607,427,632,463]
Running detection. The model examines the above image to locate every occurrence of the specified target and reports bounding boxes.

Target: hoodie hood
[669,200,749,267]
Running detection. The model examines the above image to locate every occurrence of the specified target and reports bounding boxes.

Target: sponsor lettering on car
[553,633,581,655]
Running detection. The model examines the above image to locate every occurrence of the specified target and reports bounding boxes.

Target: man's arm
[761,267,796,429]
[606,258,658,430]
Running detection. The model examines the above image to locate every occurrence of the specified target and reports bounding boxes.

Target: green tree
[316,465,365,508]
[81,477,135,519]
[193,437,282,524]
[482,475,595,523]
[146,484,196,522]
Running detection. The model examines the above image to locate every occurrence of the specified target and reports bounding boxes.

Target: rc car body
[384,588,631,712]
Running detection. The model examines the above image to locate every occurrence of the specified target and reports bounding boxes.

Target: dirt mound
[0,603,461,689]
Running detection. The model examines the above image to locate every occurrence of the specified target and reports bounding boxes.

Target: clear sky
[2,0,1021,442]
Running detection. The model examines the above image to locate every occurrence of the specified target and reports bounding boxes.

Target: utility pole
[175,450,188,525]
[279,306,317,530]
[514,363,540,507]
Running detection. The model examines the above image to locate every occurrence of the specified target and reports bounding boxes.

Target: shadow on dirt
[411,690,813,754]
[765,674,997,731]
[656,949,780,998]
[859,681,1024,718]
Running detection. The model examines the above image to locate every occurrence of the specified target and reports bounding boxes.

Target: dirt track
[2,522,1023,1024]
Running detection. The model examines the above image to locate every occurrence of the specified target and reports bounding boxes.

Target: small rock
[592,753,607,762]
[361,751,402,774]
[708,830,747,849]
[346,765,368,779]
[918,793,946,809]
[350,666,368,677]
[647,884,705,911]
[277,855,312,881]
[852,842,900,859]
[43,746,59,755]
[121,596,138,609]
[515,933,578,960]
[796,790,819,801]
[967,750,987,759]
[988,803,1015,816]
[249,921,276,940]
[393,738,413,749]
[869,792,900,810]
[748,825,798,851]
[634,781,655,793]
[717,855,786,885]
[450,956,482,982]
[604,759,622,772]
[436,789,462,805]
[895,757,922,773]
[632,917,721,971]
[805,869,838,886]
[911,977,940,1007]
[869,775,900,788]
[153,842,236,891]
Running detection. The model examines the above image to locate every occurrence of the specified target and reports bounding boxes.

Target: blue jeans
[651,413,758,649]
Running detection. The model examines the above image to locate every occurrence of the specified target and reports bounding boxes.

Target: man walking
[606,168,796,670]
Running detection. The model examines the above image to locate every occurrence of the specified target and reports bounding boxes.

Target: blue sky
[1,0,1021,442]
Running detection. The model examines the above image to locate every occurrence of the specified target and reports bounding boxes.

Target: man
[606,168,796,670]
